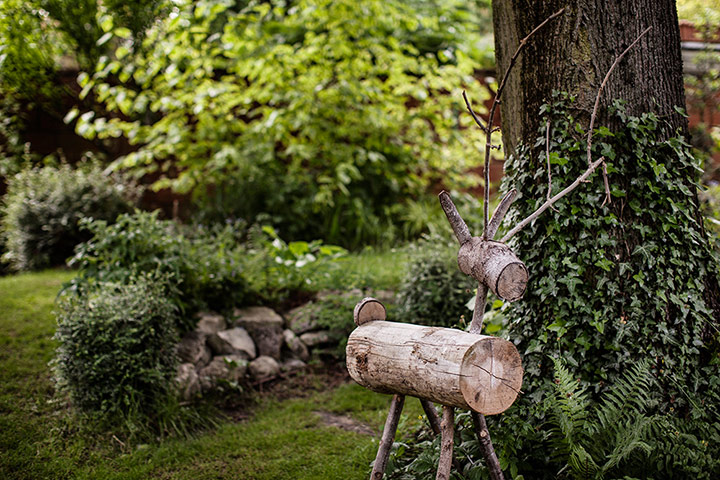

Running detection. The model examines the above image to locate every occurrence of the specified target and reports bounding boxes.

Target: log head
[457,238,528,301]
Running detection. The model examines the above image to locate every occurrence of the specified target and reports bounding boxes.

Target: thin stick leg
[435,406,455,480]
[420,399,441,435]
[471,412,505,480]
[371,394,405,480]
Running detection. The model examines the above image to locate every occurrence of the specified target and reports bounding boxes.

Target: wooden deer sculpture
[345,8,649,478]
[346,191,526,480]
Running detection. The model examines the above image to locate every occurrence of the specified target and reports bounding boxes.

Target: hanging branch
[501,158,604,242]
[586,26,652,204]
[502,26,652,241]
[463,7,565,238]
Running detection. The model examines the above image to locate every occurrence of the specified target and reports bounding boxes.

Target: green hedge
[1,164,137,271]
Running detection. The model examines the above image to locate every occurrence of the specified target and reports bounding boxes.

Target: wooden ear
[353,297,386,326]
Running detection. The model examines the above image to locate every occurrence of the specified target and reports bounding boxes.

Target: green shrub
[244,225,347,304]
[53,275,179,422]
[74,0,492,248]
[1,163,137,271]
[396,236,473,327]
[69,211,250,330]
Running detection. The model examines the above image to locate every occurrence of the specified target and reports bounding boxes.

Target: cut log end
[496,262,528,302]
[460,336,523,415]
[353,297,387,326]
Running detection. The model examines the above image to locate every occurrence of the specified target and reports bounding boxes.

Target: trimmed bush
[0,163,137,271]
[53,275,179,419]
[396,237,473,328]
[69,211,250,330]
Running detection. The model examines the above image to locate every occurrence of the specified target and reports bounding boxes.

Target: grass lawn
[0,263,425,480]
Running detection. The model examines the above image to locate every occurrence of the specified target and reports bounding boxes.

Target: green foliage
[700,183,720,240]
[0,163,137,271]
[73,0,491,247]
[545,358,660,479]
[52,275,180,427]
[396,235,473,327]
[243,225,347,303]
[508,95,719,407]
[0,0,63,103]
[69,211,250,329]
[495,95,720,476]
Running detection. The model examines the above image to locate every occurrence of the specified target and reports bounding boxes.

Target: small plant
[396,235,473,327]
[53,275,179,428]
[1,163,138,271]
[244,225,347,303]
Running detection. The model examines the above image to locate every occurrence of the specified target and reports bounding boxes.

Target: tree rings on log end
[353,297,387,326]
[496,262,528,302]
[460,336,523,415]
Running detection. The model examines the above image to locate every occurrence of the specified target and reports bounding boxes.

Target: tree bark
[492,0,688,156]
[346,321,523,415]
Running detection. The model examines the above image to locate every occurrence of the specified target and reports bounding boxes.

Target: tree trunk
[490,0,720,419]
[493,0,688,156]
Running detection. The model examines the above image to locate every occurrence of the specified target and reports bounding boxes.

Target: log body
[346,321,523,415]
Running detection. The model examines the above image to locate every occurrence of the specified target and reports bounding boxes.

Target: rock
[176,363,201,400]
[283,329,310,361]
[195,312,227,335]
[233,307,284,360]
[207,327,256,359]
[248,355,281,380]
[177,331,212,367]
[299,330,334,348]
[282,358,307,372]
[198,355,248,391]
[286,303,320,335]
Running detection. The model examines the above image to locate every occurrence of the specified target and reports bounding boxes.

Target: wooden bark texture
[346,321,523,415]
[420,399,442,435]
[458,239,528,302]
[436,406,455,480]
[371,394,405,480]
[492,0,688,157]
[471,411,505,480]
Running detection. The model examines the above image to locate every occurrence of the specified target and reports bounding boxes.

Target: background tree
[71,0,493,247]
[485,1,720,475]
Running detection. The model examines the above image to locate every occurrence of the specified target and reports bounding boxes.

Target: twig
[478,7,565,237]
[436,406,455,480]
[586,26,652,204]
[371,394,405,480]
[462,90,488,133]
[470,283,489,334]
[501,158,604,242]
[471,412,504,480]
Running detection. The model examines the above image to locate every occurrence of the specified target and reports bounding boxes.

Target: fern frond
[594,359,654,438]
[547,357,592,463]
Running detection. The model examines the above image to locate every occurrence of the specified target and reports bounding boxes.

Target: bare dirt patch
[313,410,376,436]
